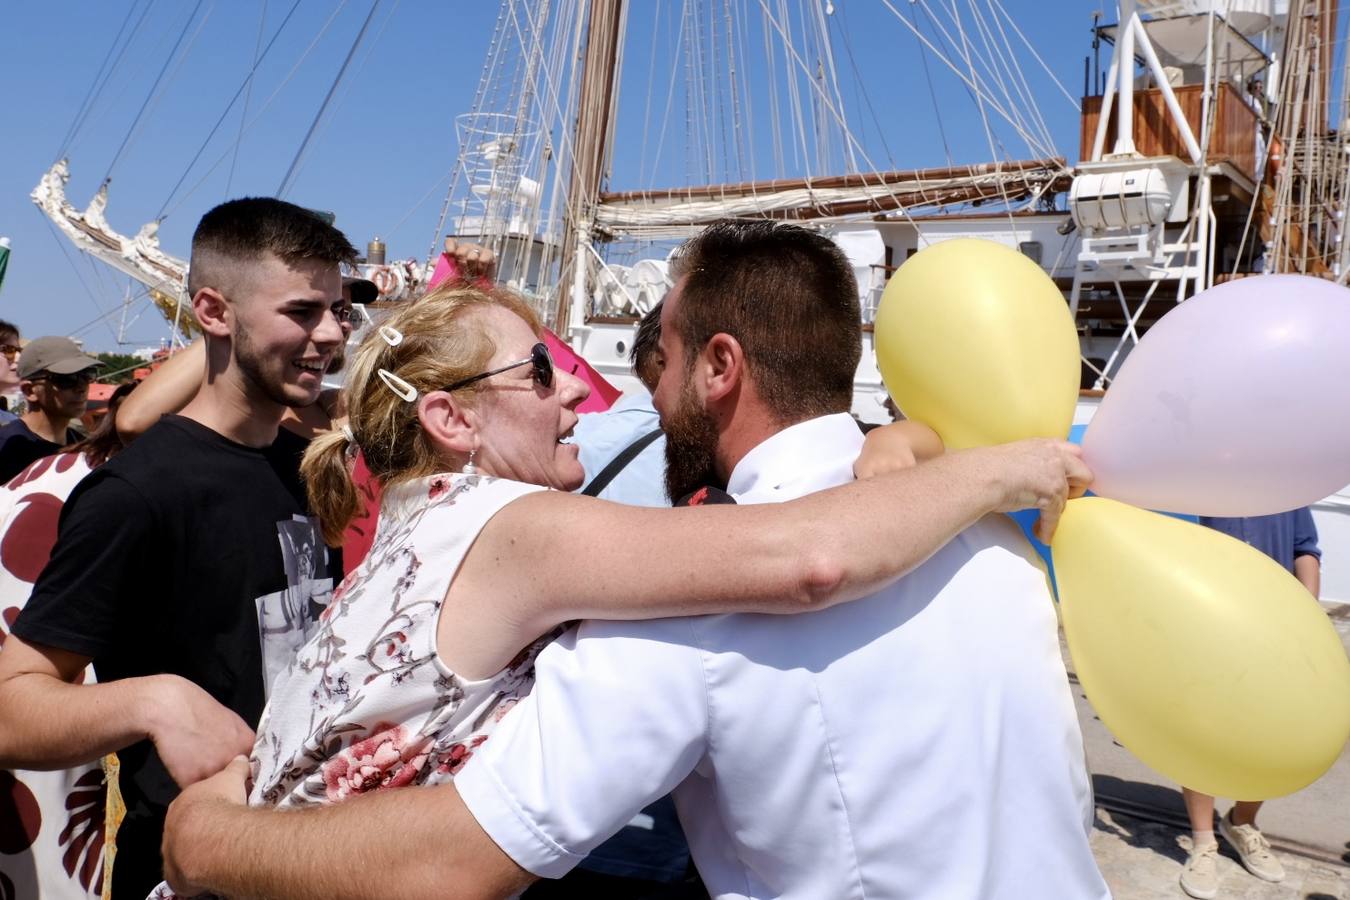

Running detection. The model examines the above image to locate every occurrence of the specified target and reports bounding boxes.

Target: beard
[233,322,311,409]
[662,374,723,504]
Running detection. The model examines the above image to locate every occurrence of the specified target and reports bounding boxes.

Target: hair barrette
[377,368,418,403]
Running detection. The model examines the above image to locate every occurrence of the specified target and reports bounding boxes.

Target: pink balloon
[1082,275,1350,516]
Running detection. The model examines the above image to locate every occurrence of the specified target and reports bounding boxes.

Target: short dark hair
[188,197,357,297]
[0,319,18,344]
[669,220,860,422]
[629,301,663,392]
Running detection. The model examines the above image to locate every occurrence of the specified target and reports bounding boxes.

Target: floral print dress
[249,472,552,808]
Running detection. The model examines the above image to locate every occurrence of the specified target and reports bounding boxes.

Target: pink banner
[543,329,622,414]
[427,253,460,290]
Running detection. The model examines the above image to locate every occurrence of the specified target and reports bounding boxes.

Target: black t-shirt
[0,419,80,483]
[14,415,336,897]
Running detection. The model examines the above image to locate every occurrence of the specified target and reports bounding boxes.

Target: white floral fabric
[250,472,550,808]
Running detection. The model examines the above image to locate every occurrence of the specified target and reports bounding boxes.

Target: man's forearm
[166,782,533,900]
[0,671,156,769]
[1294,554,1321,599]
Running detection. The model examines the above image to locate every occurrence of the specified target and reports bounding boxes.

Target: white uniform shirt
[457,414,1108,899]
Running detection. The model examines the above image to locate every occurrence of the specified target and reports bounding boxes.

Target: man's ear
[193,287,232,339]
[417,391,478,457]
[701,332,745,405]
[18,379,40,404]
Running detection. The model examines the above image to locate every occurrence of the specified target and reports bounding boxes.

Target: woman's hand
[854,421,944,479]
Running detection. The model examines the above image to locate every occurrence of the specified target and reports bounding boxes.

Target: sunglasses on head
[37,371,96,390]
[442,342,554,392]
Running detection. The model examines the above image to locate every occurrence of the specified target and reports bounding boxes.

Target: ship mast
[555,0,626,336]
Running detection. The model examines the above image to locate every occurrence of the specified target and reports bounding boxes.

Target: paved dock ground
[1075,601,1350,899]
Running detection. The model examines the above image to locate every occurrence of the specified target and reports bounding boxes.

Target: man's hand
[854,421,944,479]
[970,439,1092,543]
[145,676,255,787]
[162,754,251,896]
[444,238,497,282]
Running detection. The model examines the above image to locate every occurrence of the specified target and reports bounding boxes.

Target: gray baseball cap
[18,336,103,380]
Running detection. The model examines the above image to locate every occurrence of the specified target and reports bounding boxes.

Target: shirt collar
[726,413,863,501]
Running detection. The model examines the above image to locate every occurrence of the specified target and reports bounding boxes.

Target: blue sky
[0,1,1094,350]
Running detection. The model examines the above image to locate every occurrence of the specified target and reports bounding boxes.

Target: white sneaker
[1179,841,1219,899]
[1219,811,1285,882]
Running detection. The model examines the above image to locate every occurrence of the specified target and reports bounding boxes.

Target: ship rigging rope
[967,0,1053,158]
[753,0,933,241]
[103,0,208,186]
[42,219,122,344]
[227,0,271,198]
[810,0,857,174]
[158,0,353,221]
[878,0,1061,164]
[830,0,918,169]
[916,3,967,166]
[158,0,305,219]
[637,0,666,183]
[278,0,382,198]
[54,0,154,163]
[423,0,516,268]
[946,0,1020,238]
[986,0,1079,112]
[932,0,1053,159]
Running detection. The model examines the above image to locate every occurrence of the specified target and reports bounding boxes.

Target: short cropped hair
[188,197,357,297]
[669,220,860,422]
[629,301,663,392]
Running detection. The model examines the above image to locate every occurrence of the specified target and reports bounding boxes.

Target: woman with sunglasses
[187,277,1086,833]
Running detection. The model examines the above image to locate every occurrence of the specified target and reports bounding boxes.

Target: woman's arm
[440,438,1087,677]
[115,339,205,441]
[854,421,944,478]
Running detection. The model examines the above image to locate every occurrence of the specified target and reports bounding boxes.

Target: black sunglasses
[443,342,553,392]
[37,371,96,390]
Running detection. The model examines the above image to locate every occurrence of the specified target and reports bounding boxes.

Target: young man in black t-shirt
[0,197,356,897]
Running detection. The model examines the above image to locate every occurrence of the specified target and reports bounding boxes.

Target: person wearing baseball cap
[0,335,102,482]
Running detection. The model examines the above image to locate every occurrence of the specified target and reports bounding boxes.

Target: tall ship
[32,0,1350,601]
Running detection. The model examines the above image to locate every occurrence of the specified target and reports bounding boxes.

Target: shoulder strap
[581,429,663,497]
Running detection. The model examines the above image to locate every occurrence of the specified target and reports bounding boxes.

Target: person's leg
[1220,800,1284,882]
[1179,788,1220,899]
[1182,787,1216,846]
[1229,799,1263,827]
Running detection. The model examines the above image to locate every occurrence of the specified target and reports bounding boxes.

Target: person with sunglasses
[152,264,1091,899]
[0,319,21,423]
[0,336,102,483]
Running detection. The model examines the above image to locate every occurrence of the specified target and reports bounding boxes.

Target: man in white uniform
[162,221,1106,900]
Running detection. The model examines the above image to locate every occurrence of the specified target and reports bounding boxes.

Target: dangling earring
[462,447,478,476]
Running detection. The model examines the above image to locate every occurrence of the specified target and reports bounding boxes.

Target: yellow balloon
[874,239,1079,449]
[1053,497,1350,799]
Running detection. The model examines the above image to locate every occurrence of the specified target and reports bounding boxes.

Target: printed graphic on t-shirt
[256,515,332,697]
